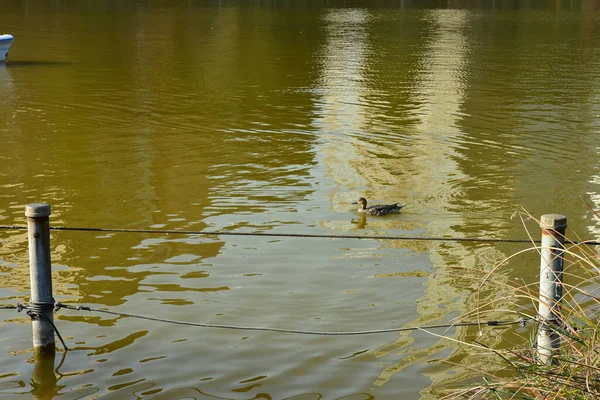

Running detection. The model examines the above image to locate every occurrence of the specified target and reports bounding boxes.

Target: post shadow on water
[30,350,65,400]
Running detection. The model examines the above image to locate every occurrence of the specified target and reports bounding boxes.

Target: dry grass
[445,211,600,400]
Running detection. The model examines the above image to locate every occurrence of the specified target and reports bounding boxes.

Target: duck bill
[351,202,358,205]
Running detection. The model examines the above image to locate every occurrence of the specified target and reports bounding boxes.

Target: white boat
[0,34,14,62]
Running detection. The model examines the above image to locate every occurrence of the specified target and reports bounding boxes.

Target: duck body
[352,197,404,216]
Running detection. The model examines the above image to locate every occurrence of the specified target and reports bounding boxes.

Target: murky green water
[1,1,600,398]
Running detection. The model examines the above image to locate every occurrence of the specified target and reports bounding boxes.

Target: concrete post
[537,214,567,364]
[25,203,55,354]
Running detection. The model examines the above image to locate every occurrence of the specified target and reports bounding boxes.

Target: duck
[352,197,404,216]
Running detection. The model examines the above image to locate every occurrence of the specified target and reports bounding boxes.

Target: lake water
[1,1,600,399]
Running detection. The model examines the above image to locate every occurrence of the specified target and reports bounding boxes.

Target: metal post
[537,214,567,364]
[25,203,55,354]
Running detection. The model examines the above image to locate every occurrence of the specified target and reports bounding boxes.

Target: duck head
[352,197,368,210]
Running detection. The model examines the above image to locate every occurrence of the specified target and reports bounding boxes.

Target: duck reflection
[351,213,367,229]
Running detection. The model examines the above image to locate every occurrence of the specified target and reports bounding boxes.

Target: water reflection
[314,8,371,211]
[0,63,12,100]
[351,214,367,229]
[31,351,60,400]
[411,9,471,232]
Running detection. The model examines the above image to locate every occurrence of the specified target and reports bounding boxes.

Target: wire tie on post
[16,303,26,313]
[25,302,69,351]
[519,317,527,328]
[29,301,56,314]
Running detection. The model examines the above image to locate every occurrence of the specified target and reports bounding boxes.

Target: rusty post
[25,203,55,354]
[537,214,567,364]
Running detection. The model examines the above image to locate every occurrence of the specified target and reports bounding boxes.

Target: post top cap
[540,214,567,230]
[25,203,51,218]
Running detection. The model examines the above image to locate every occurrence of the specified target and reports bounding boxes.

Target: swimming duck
[352,197,404,216]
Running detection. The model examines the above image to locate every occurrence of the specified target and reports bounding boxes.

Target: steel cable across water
[1,224,598,244]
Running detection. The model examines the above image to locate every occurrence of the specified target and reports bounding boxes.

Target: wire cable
[0,224,552,244]
[54,302,531,336]
[2,224,599,245]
